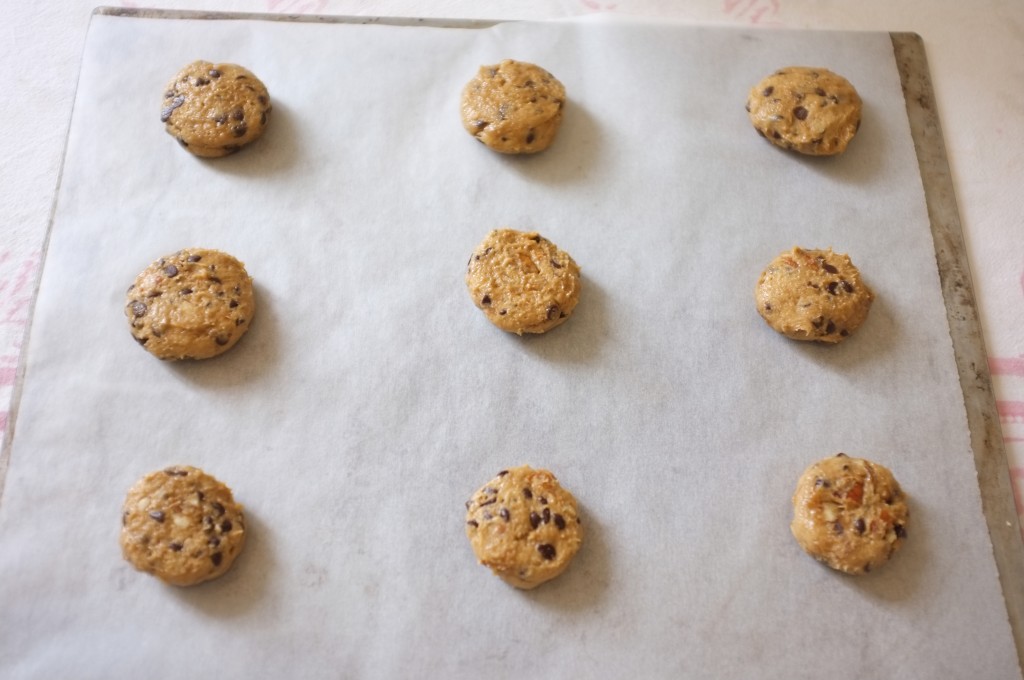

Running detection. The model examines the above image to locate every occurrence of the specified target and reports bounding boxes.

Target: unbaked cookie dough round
[460,59,566,154]
[465,228,581,335]
[465,466,583,589]
[755,246,873,343]
[120,466,247,586]
[125,248,255,360]
[746,67,862,156]
[791,453,909,575]
[161,60,272,157]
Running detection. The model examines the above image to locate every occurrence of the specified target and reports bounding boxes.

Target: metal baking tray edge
[891,32,1024,668]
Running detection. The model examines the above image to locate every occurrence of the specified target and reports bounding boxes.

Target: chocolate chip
[542,508,551,524]
[214,114,227,125]
[484,487,497,495]
[551,259,562,269]
[763,86,774,96]
[215,336,229,346]
[164,468,187,476]
[827,282,839,295]
[833,521,844,535]
[764,303,772,312]
[499,508,510,522]
[554,514,566,530]
[530,512,541,529]
[842,280,854,293]
[815,87,826,97]
[164,265,179,278]
[826,321,836,334]
[231,107,245,121]
[181,288,193,295]
[538,496,548,505]
[209,68,221,78]
[840,329,849,337]
[478,497,497,507]
[854,518,866,534]
[546,305,559,320]
[196,491,205,501]
[467,520,479,528]
[525,131,535,144]
[131,301,147,317]
[822,262,838,274]
[220,520,233,532]
[794,106,808,120]
[258,95,268,106]
[499,310,507,315]
[814,477,830,488]
[169,542,183,552]
[212,502,225,516]
[481,294,491,306]
[482,511,492,521]
[195,77,209,86]
[894,524,907,539]
[523,488,533,499]
[772,130,781,140]
[209,276,222,284]
[160,96,185,122]
[836,453,848,457]
[188,255,202,263]
[211,552,223,566]
[537,544,556,560]
[497,470,508,476]
[149,511,165,522]
[232,124,248,138]
[229,300,238,308]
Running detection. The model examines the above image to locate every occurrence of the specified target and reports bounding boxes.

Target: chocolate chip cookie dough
[460,59,566,154]
[791,454,909,575]
[125,248,255,360]
[746,67,862,155]
[465,466,583,589]
[755,247,873,343]
[161,60,272,157]
[465,229,581,335]
[120,466,246,586]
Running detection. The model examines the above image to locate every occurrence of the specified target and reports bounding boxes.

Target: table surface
[2,0,1022,559]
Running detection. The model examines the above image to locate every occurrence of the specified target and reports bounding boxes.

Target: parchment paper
[0,13,1018,679]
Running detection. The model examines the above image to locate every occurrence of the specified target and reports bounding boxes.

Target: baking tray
[1,8,1021,677]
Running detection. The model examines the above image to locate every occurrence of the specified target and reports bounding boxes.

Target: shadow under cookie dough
[524,502,612,613]
[170,509,276,619]
[517,275,610,366]
[491,101,605,187]
[166,281,282,390]
[199,100,302,178]
[786,290,900,373]
[834,494,929,604]
[788,101,885,188]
